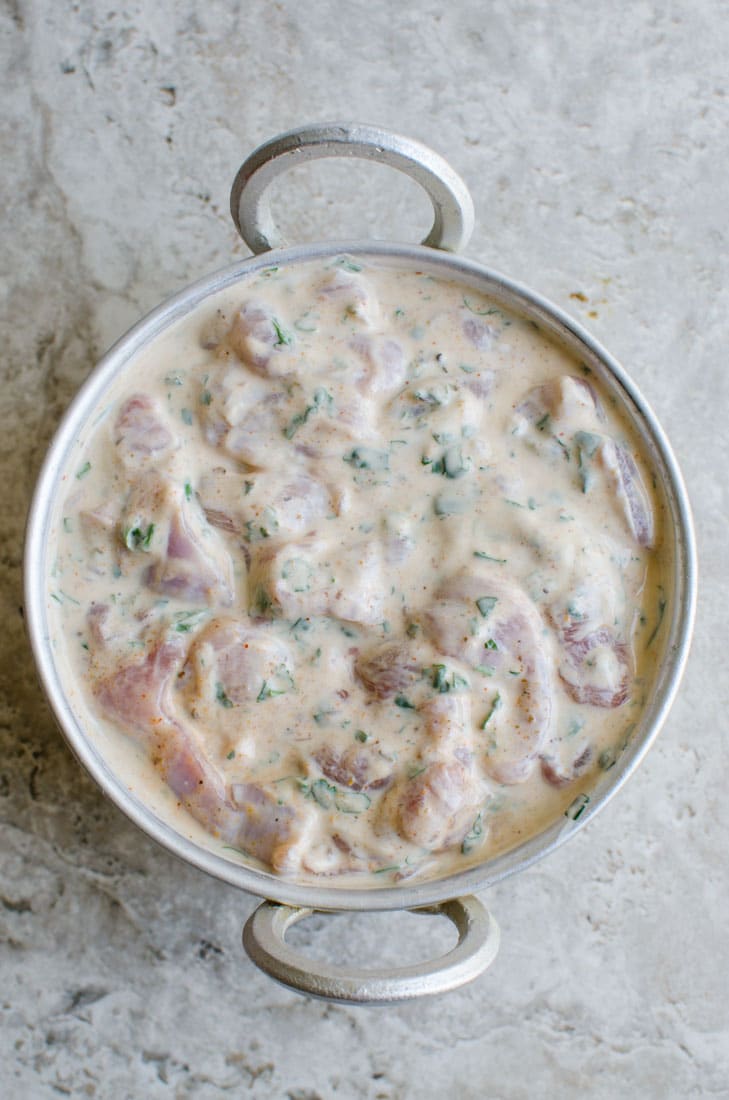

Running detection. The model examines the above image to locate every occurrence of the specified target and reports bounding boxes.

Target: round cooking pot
[24,123,697,1005]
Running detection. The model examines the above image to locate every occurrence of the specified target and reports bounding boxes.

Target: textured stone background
[2,1,727,1097]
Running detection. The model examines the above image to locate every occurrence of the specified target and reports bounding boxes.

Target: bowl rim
[24,239,697,912]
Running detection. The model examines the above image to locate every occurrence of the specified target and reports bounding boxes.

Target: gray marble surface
[2,1,727,1096]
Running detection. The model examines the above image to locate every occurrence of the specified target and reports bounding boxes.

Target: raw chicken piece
[464,371,495,400]
[379,760,483,851]
[78,502,118,574]
[94,631,316,872]
[242,473,333,541]
[249,537,385,626]
[424,569,553,783]
[558,626,631,708]
[598,440,655,548]
[515,375,602,433]
[224,391,291,467]
[316,265,380,327]
[540,744,593,788]
[179,617,294,758]
[147,508,234,605]
[115,394,174,468]
[199,364,271,450]
[462,313,497,351]
[93,634,233,830]
[229,782,318,872]
[226,300,293,377]
[314,745,392,792]
[349,335,407,395]
[355,641,421,699]
[419,693,473,757]
[119,471,234,605]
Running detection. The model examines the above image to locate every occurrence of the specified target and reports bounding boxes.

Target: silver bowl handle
[242,895,499,1005]
[230,122,475,255]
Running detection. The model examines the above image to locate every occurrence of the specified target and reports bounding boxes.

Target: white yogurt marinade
[49,257,668,885]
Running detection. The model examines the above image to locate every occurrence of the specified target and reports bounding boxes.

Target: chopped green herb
[484,638,498,651]
[184,480,193,500]
[463,296,499,316]
[216,683,234,708]
[335,788,371,814]
[304,777,371,814]
[124,524,155,552]
[413,384,451,407]
[434,494,468,516]
[281,557,313,592]
[476,596,498,618]
[431,663,448,693]
[310,778,336,808]
[394,694,415,709]
[598,749,616,771]
[62,516,73,533]
[565,793,590,821]
[343,447,390,472]
[174,609,207,633]
[244,507,279,544]
[406,622,420,638]
[474,551,507,564]
[272,318,293,346]
[407,764,427,780]
[181,408,193,425]
[252,586,273,615]
[355,729,369,743]
[164,372,184,386]
[200,389,212,406]
[575,431,602,493]
[335,257,362,272]
[76,461,91,480]
[481,692,502,729]
[429,664,469,694]
[426,445,471,479]
[567,717,585,738]
[461,812,484,854]
[646,593,667,648]
[226,750,235,760]
[257,679,286,702]
[222,844,250,859]
[283,387,332,439]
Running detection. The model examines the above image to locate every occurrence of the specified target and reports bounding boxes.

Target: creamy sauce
[48,256,669,886]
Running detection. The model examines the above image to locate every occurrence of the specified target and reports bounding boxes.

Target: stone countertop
[2,2,726,1097]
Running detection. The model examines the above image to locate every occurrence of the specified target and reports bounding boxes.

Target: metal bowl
[24,124,696,1003]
